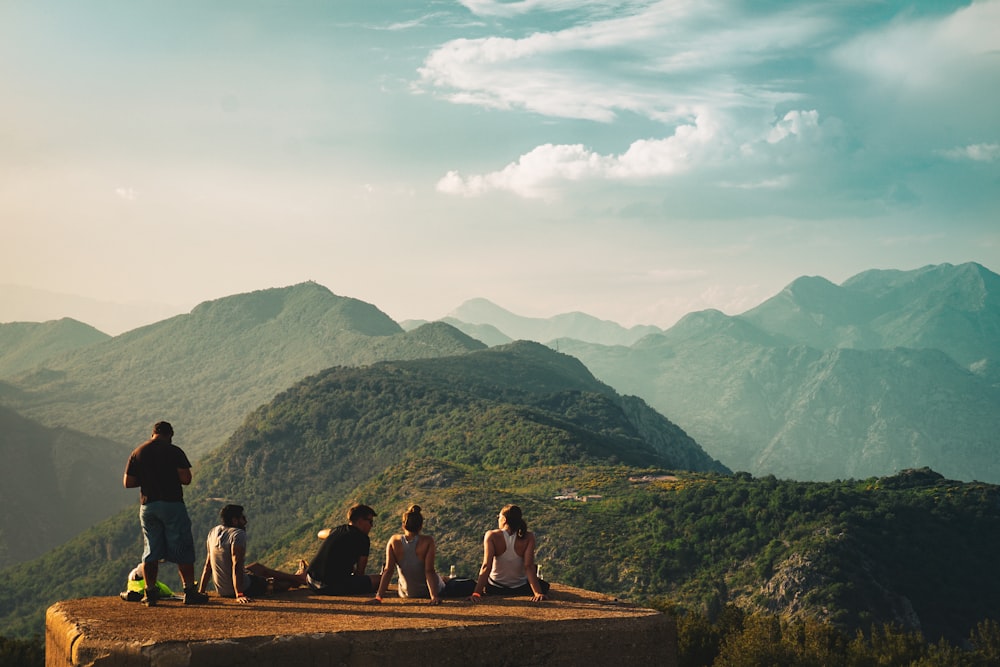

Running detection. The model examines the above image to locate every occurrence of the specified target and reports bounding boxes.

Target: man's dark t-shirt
[125,438,192,505]
[308,524,370,586]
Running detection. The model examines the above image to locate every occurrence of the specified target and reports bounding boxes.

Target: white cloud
[833,0,1000,92]
[424,1,998,210]
[437,109,834,198]
[419,1,832,124]
[423,0,854,199]
[457,0,637,19]
[437,143,613,198]
[383,12,455,31]
[767,110,820,144]
[937,143,1000,162]
[115,187,137,201]
[829,0,1000,152]
[718,176,791,190]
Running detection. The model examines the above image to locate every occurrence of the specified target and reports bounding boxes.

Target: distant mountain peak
[447,298,662,347]
[188,282,401,337]
[0,319,110,377]
[448,298,518,323]
[782,275,840,302]
[563,261,1000,484]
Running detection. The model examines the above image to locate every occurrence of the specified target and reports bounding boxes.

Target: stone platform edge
[46,588,677,667]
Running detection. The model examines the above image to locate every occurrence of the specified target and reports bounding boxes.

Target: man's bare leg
[247,562,309,588]
[143,560,159,588]
[178,563,196,589]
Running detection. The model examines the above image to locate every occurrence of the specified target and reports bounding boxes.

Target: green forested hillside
[293,462,999,647]
[0,406,132,569]
[4,459,996,659]
[1,342,997,656]
[190,340,726,545]
[0,340,723,638]
[0,318,108,377]
[0,283,485,457]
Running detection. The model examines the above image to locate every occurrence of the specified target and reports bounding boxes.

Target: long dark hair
[403,504,424,533]
[501,504,527,538]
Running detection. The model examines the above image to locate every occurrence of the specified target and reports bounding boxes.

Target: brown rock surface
[47,585,677,666]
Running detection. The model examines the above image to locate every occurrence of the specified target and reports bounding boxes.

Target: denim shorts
[140,501,196,565]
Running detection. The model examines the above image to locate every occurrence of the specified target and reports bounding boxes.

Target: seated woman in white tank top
[470,504,550,602]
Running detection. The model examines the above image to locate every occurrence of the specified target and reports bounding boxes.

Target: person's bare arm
[123,473,139,488]
[231,542,251,603]
[471,532,496,600]
[198,557,212,595]
[522,533,547,601]
[424,536,442,605]
[355,555,369,575]
[177,467,192,485]
[368,539,396,604]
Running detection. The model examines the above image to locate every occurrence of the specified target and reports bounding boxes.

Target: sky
[2,0,998,334]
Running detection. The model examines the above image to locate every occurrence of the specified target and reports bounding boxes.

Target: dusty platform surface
[47,585,676,666]
[50,585,649,642]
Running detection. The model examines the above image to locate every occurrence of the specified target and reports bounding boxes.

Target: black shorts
[485,578,550,596]
[246,574,269,597]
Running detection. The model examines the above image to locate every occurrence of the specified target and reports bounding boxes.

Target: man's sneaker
[141,586,159,607]
[183,586,209,605]
[120,590,143,602]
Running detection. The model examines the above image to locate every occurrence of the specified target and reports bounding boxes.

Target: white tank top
[489,530,527,588]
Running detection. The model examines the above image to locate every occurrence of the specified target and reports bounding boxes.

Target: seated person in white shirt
[198,504,308,603]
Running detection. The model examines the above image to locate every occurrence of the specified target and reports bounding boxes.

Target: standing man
[198,504,309,603]
[123,421,208,606]
[306,504,380,595]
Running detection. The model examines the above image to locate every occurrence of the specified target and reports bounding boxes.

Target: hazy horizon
[3,1,998,333]
[3,259,995,338]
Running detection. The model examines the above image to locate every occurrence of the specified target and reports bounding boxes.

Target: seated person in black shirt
[306,504,380,595]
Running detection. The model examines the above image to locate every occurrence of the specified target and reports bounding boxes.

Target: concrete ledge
[46,585,675,666]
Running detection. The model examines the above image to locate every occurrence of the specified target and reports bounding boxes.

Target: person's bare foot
[295,559,308,575]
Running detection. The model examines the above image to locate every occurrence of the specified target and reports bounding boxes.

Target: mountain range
[740,263,1000,367]
[1,264,998,651]
[0,352,995,645]
[433,263,1000,483]
[2,263,995,483]
[0,282,485,459]
[402,297,663,347]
